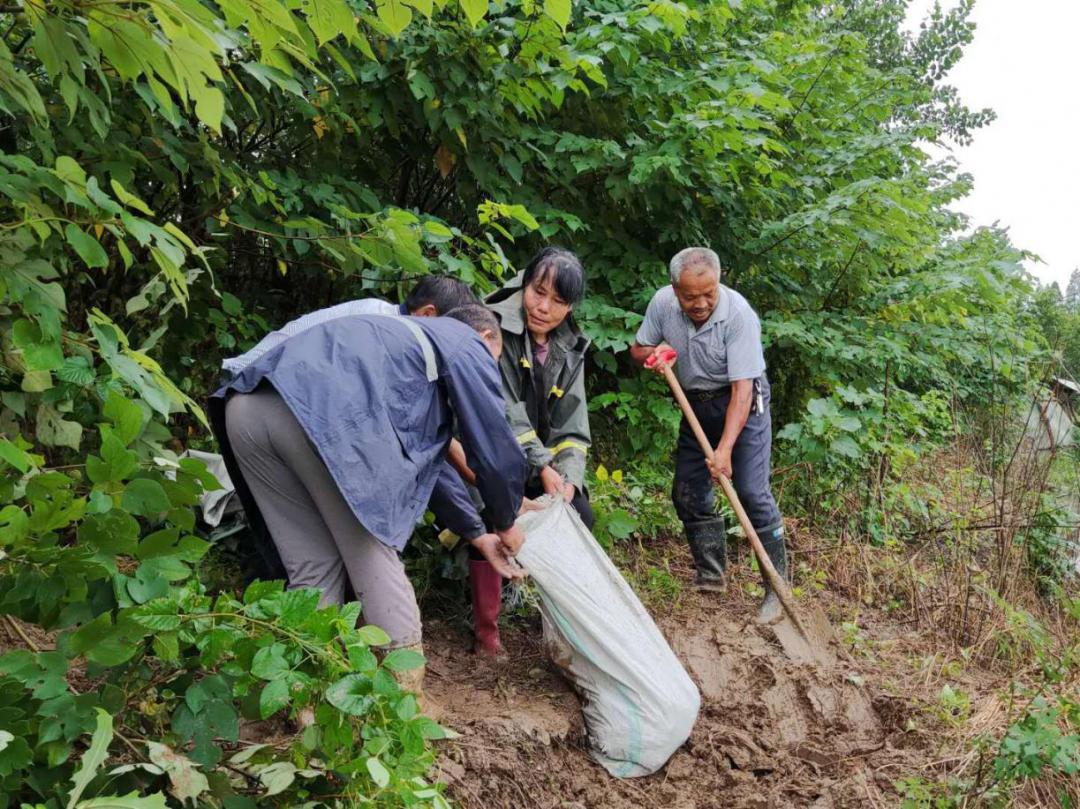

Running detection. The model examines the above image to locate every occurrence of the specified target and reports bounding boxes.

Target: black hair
[405,275,479,315]
[521,246,586,305]
[444,303,500,336]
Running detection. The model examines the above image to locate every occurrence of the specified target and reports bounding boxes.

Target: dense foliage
[0,0,1074,805]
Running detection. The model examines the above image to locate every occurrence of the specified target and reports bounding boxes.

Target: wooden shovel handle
[658,364,808,634]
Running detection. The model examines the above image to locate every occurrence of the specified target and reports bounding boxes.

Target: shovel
[646,348,839,667]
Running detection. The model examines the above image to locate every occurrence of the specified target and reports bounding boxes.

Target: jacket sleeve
[428,461,485,542]
[443,339,526,532]
[499,352,554,473]
[546,358,591,489]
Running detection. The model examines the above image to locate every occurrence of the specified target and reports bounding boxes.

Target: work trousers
[224,387,422,647]
[672,375,782,532]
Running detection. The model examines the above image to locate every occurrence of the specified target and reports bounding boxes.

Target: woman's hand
[470,533,526,580]
[561,481,575,503]
[539,465,565,497]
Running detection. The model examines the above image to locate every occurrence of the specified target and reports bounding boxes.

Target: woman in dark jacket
[470,246,593,656]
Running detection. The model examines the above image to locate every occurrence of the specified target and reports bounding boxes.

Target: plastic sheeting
[516,498,701,778]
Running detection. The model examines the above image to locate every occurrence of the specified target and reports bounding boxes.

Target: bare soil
[424,541,955,809]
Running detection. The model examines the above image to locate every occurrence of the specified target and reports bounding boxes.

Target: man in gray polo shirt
[630,247,786,622]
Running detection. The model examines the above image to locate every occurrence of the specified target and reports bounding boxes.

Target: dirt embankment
[424,548,915,809]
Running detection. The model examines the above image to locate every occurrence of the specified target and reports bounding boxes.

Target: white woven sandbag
[515,498,700,777]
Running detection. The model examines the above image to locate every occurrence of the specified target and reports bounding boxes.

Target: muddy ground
[424,540,942,809]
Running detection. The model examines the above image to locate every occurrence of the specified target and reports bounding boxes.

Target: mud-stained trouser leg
[225,387,422,648]
[672,408,727,586]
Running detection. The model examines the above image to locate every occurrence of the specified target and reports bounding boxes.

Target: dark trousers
[672,375,782,531]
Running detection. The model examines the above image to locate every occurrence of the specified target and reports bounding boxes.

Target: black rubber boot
[685,518,727,592]
[755,521,787,624]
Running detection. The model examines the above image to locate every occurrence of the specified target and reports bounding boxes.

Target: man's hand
[447,438,477,485]
[518,497,544,515]
[707,446,733,483]
[645,343,677,375]
[470,533,526,580]
[496,522,526,555]
[539,465,565,497]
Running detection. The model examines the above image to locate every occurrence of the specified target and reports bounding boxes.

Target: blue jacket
[210,315,524,551]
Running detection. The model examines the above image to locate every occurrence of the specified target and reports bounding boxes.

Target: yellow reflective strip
[516,429,538,445]
[549,440,587,455]
[519,357,531,369]
[550,385,565,398]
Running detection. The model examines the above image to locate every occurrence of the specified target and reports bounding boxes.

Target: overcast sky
[903,0,1080,289]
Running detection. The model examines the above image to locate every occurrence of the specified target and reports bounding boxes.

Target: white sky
[904,0,1080,288]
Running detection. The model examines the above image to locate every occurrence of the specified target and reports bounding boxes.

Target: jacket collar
[487,272,589,352]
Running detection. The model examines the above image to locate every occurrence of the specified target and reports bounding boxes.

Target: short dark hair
[405,275,479,315]
[522,246,586,305]
[444,303,500,335]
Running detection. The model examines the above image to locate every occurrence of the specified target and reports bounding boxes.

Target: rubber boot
[469,559,504,657]
[685,518,727,592]
[755,522,787,624]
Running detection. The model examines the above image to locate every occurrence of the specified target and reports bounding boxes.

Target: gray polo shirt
[635,284,766,391]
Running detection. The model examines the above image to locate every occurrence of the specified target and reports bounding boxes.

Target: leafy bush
[589,465,680,549]
[0,401,451,806]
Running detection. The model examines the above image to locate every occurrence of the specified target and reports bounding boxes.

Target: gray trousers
[225,387,422,647]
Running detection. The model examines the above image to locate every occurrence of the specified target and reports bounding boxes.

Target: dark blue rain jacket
[209,315,524,551]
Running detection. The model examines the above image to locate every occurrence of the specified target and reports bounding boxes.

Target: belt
[685,387,730,402]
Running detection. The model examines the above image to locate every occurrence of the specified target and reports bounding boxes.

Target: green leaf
[258,761,297,797]
[67,709,114,809]
[64,224,109,269]
[152,631,179,661]
[326,674,374,716]
[0,438,32,473]
[36,403,84,450]
[135,527,180,559]
[382,647,425,672]
[279,588,320,627]
[458,0,487,26]
[78,510,139,555]
[109,179,154,216]
[244,580,285,604]
[121,479,171,517]
[87,433,139,484]
[104,392,144,446]
[56,356,96,386]
[258,679,290,719]
[70,614,142,666]
[377,0,412,37]
[75,791,169,808]
[251,644,290,680]
[356,625,391,647]
[193,84,225,133]
[12,319,63,371]
[131,600,181,631]
[831,435,862,459]
[22,370,53,393]
[366,756,390,789]
[605,508,638,540]
[544,0,571,29]
[306,0,358,44]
